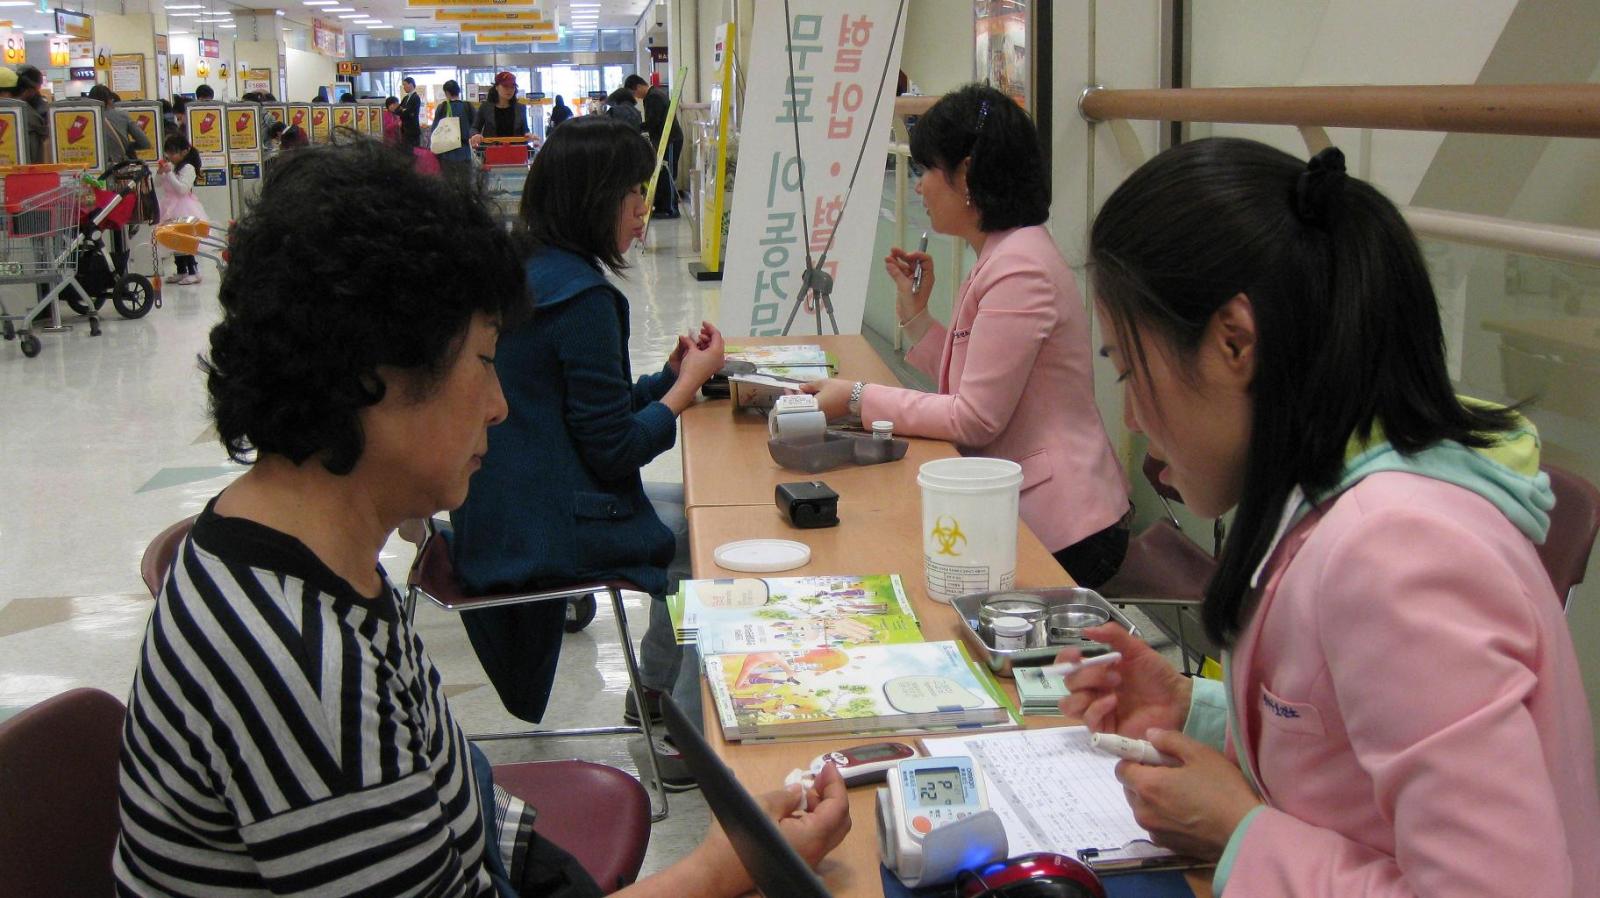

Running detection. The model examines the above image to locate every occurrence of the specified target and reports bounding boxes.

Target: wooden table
[680,335,1208,897]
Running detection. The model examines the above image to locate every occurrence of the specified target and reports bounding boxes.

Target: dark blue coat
[447,246,680,722]
[451,244,679,596]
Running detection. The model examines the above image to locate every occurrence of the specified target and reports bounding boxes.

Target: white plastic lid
[990,615,1032,637]
[713,539,812,573]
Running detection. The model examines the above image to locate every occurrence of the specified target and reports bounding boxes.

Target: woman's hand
[1058,623,1192,737]
[799,378,856,420]
[468,133,484,149]
[668,321,719,375]
[1116,729,1262,862]
[693,762,853,896]
[674,324,726,387]
[884,246,933,325]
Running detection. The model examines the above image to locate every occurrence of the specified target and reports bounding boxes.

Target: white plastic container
[990,615,1032,651]
[917,457,1023,603]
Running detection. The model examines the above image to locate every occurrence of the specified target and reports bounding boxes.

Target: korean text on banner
[51,107,102,170]
[718,2,906,337]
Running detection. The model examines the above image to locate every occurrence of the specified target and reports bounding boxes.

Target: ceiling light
[367,24,391,29]
[0,2,38,6]
[218,23,235,28]
[22,27,46,33]
[325,5,354,10]
[169,12,202,16]
[165,3,205,8]
[302,1,335,5]
[276,9,285,14]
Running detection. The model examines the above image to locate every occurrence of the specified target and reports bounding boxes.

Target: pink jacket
[155,162,206,223]
[1211,472,1600,896]
[859,226,1129,553]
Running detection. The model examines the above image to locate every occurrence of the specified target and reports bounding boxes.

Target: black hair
[195,84,214,100]
[15,65,40,90]
[264,121,287,141]
[908,83,1049,232]
[384,95,398,108]
[339,92,354,103]
[279,125,307,149]
[519,114,653,274]
[607,87,635,106]
[162,132,201,176]
[443,79,461,97]
[624,74,648,91]
[553,94,565,106]
[87,84,114,104]
[403,77,416,87]
[1088,137,1519,647]
[203,138,525,475]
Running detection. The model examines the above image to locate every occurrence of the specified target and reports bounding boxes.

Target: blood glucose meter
[877,755,1009,888]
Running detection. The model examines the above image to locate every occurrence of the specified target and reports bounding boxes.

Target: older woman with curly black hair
[112,137,848,898]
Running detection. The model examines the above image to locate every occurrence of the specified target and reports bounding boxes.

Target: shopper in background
[262,120,287,157]
[170,95,189,136]
[313,86,329,103]
[626,74,683,218]
[470,71,530,147]
[604,86,641,130]
[277,124,308,152]
[804,83,1132,588]
[429,78,475,182]
[382,95,401,146]
[155,133,206,286]
[548,93,572,129]
[194,83,214,101]
[13,65,48,162]
[89,84,151,164]
[449,116,724,790]
[395,76,422,149]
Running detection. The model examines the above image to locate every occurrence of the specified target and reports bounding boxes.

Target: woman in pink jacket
[1061,137,1600,895]
[805,85,1130,587]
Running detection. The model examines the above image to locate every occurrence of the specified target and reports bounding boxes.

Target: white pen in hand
[1038,651,1122,679]
[1091,732,1180,767]
[910,231,929,293]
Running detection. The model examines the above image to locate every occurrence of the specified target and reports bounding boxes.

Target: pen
[910,231,929,293]
[1037,651,1122,679]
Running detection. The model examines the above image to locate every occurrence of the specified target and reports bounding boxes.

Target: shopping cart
[153,218,230,275]
[0,165,98,359]
[477,136,534,229]
[62,159,159,321]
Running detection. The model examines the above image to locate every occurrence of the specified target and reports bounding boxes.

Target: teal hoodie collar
[526,246,611,310]
[1249,405,1552,589]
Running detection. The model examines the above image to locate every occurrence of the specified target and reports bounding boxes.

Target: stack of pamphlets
[669,574,923,653]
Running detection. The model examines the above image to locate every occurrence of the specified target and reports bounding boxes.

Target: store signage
[0,106,23,166]
[332,104,355,130]
[125,105,160,161]
[54,9,92,41]
[460,22,554,33]
[226,106,257,153]
[244,67,272,95]
[50,105,101,169]
[48,35,67,66]
[473,33,543,44]
[432,9,542,21]
[110,52,145,99]
[336,61,360,75]
[200,38,220,58]
[313,19,343,56]
[68,65,95,81]
[198,168,226,187]
[1,28,25,66]
[408,0,535,6]
[720,0,908,336]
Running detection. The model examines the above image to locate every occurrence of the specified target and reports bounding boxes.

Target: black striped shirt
[114,504,531,896]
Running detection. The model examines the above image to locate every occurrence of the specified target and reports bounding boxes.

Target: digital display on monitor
[855,744,902,761]
[913,767,966,807]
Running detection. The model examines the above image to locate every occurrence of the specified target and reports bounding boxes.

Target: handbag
[431,101,463,155]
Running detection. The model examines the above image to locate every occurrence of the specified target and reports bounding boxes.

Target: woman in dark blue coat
[449,116,724,789]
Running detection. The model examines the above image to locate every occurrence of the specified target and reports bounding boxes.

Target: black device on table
[777,480,840,528]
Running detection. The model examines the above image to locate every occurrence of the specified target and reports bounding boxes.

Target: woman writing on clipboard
[803,84,1130,588]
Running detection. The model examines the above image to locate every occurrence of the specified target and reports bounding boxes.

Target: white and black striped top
[114,503,532,897]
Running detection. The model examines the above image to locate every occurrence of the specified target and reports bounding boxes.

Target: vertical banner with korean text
[719,1,905,336]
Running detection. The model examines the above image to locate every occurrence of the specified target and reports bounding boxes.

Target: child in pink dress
[155,133,207,285]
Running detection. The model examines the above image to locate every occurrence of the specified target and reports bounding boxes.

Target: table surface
[679,335,1209,897]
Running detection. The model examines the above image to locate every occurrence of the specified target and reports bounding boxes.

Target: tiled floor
[0,214,720,877]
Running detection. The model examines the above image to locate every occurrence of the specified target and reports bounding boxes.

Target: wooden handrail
[1079,85,1600,139]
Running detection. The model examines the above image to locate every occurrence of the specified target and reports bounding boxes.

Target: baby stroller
[61,159,158,321]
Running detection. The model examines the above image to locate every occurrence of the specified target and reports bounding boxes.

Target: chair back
[0,688,127,897]
[1539,464,1600,610]
[140,515,197,599]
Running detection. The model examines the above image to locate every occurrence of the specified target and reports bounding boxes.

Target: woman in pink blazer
[1060,138,1600,895]
[805,85,1130,587]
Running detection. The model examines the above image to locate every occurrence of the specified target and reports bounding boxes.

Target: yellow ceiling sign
[472,33,559,43]
[433,9,543,22]
[407,0,536,7]
[460,21,554,32]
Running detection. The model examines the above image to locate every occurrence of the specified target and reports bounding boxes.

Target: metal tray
[952,587,1140,677]
[767,431,909,473]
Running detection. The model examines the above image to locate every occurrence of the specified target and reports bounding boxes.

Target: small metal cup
[1047,604,1112,644]
[978,593,1047,649]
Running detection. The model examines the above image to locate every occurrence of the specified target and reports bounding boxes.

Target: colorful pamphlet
[670,574,923,653]
[704,640,1015,741]
[1014,666,1071,716]
[725,343,837,382]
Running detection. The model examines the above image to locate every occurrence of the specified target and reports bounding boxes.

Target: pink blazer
[1222,472,1600,895]
[859,226,1129,553]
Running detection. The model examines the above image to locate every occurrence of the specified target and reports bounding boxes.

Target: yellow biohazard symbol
[931,515,967,557]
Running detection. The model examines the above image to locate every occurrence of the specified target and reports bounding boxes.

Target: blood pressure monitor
[877,756,1009,887]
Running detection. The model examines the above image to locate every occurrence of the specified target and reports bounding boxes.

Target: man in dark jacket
[627,74,682,218]
[395,76,422,148]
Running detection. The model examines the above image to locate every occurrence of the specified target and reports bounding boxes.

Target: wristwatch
[847,381,865,417]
